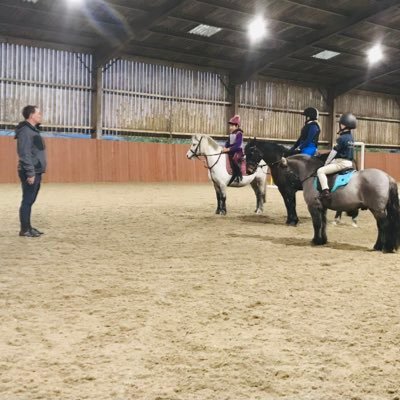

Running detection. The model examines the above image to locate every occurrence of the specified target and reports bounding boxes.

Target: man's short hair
[22,105,38,120]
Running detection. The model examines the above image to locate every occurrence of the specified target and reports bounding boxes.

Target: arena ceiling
[1,0,400,97]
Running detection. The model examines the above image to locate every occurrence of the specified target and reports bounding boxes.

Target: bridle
[188,136,224,170]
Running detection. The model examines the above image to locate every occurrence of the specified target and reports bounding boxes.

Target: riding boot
[227,174,237,186]
[319,189,331,200]
[236,162,243,182]
[228,163,241,186]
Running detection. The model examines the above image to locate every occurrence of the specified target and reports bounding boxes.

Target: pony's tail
[385,180,400,251]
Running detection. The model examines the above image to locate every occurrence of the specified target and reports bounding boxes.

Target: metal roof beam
[148,26,263,54]
[169,14,288,48]
[127,40,236,66]
[333,63,400,97]
[95,0,191,66]
[282,0,350,17]
[338,32,400,52]
[231,0,400,85]
[195,0,320,30]
[289,55,365,72]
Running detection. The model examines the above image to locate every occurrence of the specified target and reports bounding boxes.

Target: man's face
[30,108,42,125]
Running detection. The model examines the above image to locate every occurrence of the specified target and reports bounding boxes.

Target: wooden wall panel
[4,137,399,183]
[0,137,18,183]
[365,153,400,181]
[44,138,98,183]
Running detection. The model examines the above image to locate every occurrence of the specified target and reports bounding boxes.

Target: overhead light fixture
[312,50,340,60]
[248,16,267,43]
[189,24,222,37]
[367,44,383,64]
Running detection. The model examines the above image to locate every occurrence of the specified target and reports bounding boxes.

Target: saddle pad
[314,170,356,193]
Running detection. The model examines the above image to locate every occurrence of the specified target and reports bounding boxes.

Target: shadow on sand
[228,232,370,252]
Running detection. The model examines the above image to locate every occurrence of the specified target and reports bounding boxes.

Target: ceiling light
[312,50,340,60]
[189,24,222,37]
[367,44,383,64]
[248,16,267,43]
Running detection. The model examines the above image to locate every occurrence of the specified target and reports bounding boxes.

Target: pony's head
[245,139,263,174]
[186,134,203,159]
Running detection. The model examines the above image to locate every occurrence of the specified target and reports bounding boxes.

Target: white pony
[186,134,268,215]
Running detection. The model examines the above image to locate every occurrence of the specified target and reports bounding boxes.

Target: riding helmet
[339,113,357,129]
[302,107,319,120]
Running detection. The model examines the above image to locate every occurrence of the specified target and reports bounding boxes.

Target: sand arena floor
[0,182,399,400]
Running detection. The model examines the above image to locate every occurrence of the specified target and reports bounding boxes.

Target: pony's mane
[255,139,290,156]
[205,135,221,151]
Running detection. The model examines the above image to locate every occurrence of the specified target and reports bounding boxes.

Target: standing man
[15,105,47,237]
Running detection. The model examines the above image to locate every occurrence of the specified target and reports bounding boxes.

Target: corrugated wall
[0,42,92,133]
[102,59,229,136]
[336,91,400,147]
[0,41,399,147]
[238,79,330,143]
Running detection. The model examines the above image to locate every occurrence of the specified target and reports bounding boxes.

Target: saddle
[314,168,356,193]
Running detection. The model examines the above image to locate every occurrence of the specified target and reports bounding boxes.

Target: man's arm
[17,129,35,177]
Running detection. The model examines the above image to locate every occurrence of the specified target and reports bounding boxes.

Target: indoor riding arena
[1,1,400,400]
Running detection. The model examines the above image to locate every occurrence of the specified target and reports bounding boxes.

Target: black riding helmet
[339,113,357,130]
[302,107,318,120]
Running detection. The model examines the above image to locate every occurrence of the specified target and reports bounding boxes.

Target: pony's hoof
[254,209,263,214]
[312,238,327,246]
[286,221,298,227]
[352,221,358,228]
[382,247,396,254]
[373,244,383,251]
[220,210,227,216]
[215,210,221,215]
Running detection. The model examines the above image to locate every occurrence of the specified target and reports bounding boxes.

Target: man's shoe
[319,189,331,200]
[19,230,40,237]
[30,227,44,235]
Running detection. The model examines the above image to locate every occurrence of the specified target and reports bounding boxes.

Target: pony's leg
[278,187,299,226]
[250,178,265,214]
[308,205,327,245]
[347,209,359,228]
[214,182,227,215]
[370,210,386,251]
[213,183,222,215]
[220,186,227,215]
[333,211,342,225]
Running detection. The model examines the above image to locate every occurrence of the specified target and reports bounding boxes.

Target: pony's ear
[248,136,256,144]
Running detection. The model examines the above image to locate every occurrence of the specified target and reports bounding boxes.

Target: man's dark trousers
[18,171,42,231]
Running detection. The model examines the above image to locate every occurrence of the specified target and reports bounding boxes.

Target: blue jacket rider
[290,107,321,156]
